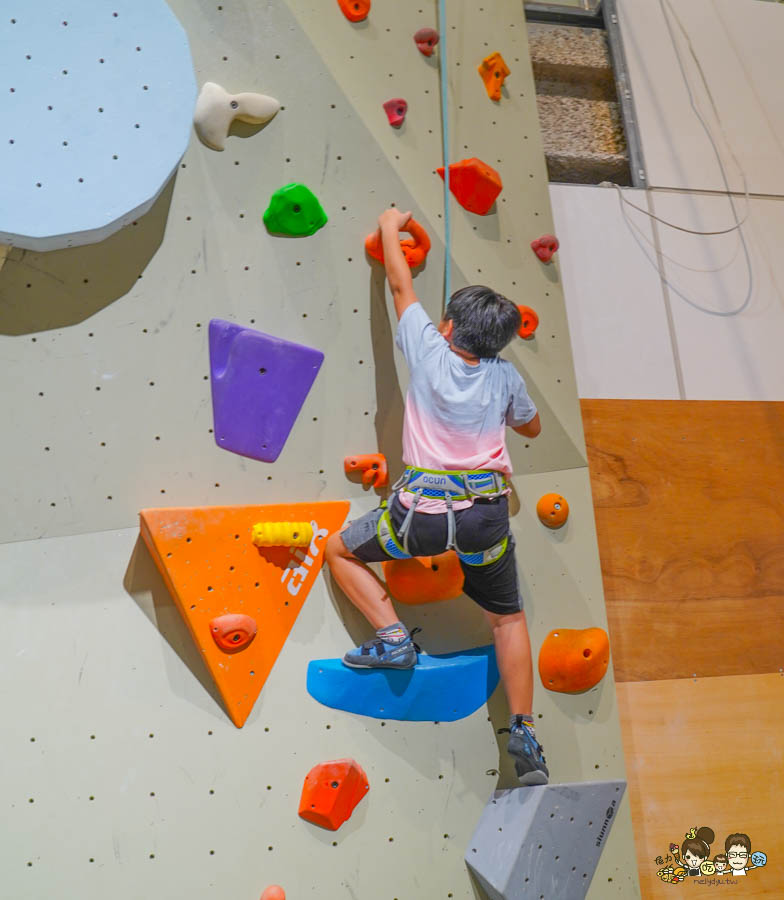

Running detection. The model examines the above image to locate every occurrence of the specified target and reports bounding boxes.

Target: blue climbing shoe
[342,625,421,670]
[504,717,549,786]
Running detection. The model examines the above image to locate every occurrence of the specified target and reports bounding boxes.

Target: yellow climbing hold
[251,521,314,547]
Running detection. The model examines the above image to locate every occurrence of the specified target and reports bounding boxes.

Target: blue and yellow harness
[377,466,510,566]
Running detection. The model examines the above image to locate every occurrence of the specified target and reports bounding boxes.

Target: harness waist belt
[395,466,509,500]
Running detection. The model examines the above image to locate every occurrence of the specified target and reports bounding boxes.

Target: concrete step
[527,23,631,184]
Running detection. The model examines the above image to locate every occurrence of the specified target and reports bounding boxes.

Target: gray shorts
[340,493,522,615]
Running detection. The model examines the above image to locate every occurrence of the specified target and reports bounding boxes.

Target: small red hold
[531,234,559,263]
[517,305,539,340]
[383,98,407,128]
[209,613,258,653]
[298,759,369,831]
[414,26,439,56]
[337,0,370,23]
[437,158,502,215]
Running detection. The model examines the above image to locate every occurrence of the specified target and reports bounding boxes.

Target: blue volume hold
[306,645,499,722]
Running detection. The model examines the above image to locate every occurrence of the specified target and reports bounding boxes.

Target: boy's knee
[325,531,348,562]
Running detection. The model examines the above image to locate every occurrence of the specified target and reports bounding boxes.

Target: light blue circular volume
[0,1,196,250]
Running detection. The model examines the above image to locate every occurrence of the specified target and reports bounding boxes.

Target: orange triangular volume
[139,502,350,727]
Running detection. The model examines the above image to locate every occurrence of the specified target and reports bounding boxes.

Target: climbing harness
[376,466,510,565]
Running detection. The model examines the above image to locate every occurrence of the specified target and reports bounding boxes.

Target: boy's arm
[378,208,419,321]
[512,412,541,438]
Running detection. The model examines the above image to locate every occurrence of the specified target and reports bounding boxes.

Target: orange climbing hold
[139,501,350,727]
[437,158,502,215]
[536,493,569,529]
[517,305,539,340]
[260,887,286,900]
[209,613,258,653]
[344,453,389,488]
[365,218,431,269]
[538,627,610,693]
[298,759,369,831]
[382,551,464,605]
[478,51,510,101]
[337,0,370,22]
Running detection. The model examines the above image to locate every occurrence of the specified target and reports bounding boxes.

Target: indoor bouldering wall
[0,1,639,897]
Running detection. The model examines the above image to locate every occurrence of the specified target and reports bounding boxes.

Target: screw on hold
[230,100,238,109]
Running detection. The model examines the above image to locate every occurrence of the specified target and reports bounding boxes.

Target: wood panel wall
[581,399,784,682]
[617,674,784,899]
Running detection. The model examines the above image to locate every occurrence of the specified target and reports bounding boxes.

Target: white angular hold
[194,82,280,151]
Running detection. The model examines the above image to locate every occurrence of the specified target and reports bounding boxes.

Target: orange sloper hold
[382,551,464,605]
[337,0,370,23]
[538,627,610,693]
[298,759,369,830]
[536,492,569,528]
[260,888,286,900]
[478,51,510,101]
[139,501,349,727]
[436,158,503,215]
[365,218,431,269]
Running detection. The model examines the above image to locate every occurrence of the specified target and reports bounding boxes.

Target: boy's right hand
[378,208,412,233]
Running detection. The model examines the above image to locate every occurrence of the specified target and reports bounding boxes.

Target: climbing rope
[437,0,452,308]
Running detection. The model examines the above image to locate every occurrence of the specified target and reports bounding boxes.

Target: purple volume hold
[209,318,324,463]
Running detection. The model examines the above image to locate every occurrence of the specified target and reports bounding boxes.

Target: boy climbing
[324,207,547,785]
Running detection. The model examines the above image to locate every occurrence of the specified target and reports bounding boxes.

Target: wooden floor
[617,674,784,898]
[581,399,784,683]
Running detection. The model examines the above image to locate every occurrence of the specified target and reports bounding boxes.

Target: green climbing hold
[263,183,328,237]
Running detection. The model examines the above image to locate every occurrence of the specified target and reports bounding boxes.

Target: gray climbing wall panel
[0,1,640,898]
[466,781,627,899]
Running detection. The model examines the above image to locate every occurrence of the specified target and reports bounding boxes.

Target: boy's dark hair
[444,285,521,358]
[725,833,751,854]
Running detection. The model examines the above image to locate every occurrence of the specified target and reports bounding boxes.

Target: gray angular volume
[465,781,626,899]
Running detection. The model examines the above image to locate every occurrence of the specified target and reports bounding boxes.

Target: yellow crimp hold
[251,521,313,547]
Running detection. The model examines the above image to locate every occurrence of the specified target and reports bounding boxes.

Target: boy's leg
[484,608,548,785]
[325,532,398,630]
[325,528,418,669]
[483,607,534,714]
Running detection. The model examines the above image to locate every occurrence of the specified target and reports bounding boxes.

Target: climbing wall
[0,1,639,897]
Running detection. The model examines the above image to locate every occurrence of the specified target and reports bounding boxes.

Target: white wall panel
[619,0,784,196]
[651,192,784,400]
[550,184,680,399]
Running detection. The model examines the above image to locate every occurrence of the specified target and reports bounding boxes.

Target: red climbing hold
[531,234,559,263]
[209,613,258,653]
[260,888,286,900]
[337,0,370,22]
[383,98,408,128]
[517,305,539,340]
[365,217,431,269]
[414,26,439,56]
[344,453,389,488]
[437,158,503,215]
[298,759,369,831]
